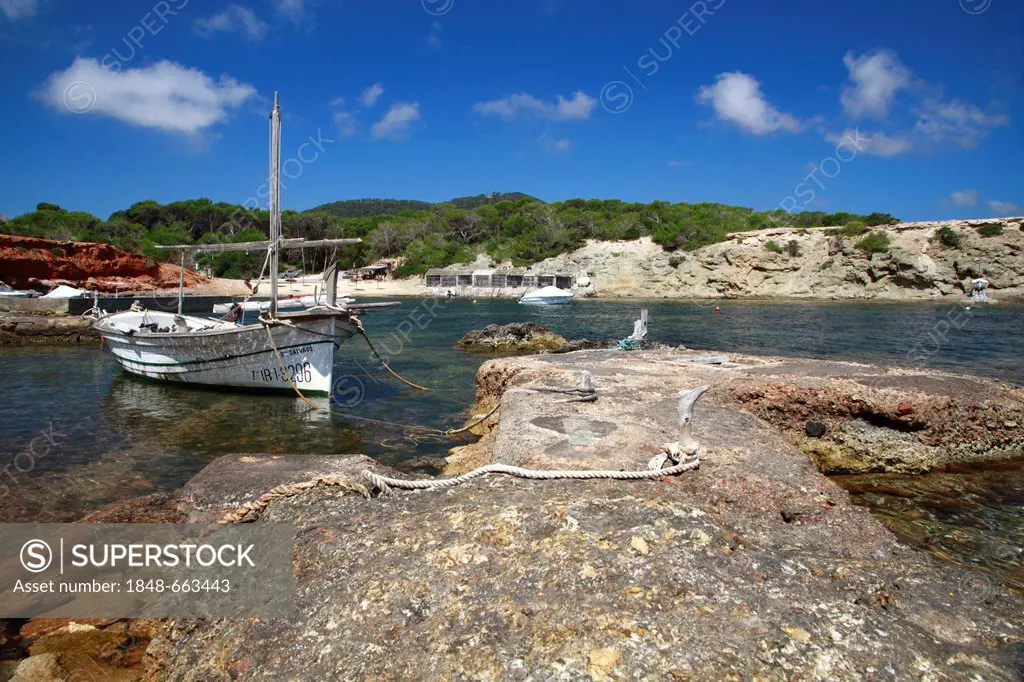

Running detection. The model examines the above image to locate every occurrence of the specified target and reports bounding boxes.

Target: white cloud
[988,200,1022,215]
[360,83,384,107]
[914,98,1008,149]
[949,190,979,207]
[273,0,305,22]
[696,72,799,135]
[0,0,37,20]
[329,96,345,108]
[555,138,571,151]
[824,128,910,157]
[334,110,356,139]
[834,49,1007,154]
[33,57,257,135]
[194,5,268,41]
[371,102,421,140]
[840,49,913,119]
[472,91,596,121]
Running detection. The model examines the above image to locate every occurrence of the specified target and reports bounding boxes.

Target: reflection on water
[1,298,1022,580]
[836,463,1024,595]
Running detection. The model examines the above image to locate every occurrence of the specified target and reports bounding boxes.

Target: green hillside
[1,196,898,279]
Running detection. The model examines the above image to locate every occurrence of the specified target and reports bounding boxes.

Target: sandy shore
[162,276,430,299]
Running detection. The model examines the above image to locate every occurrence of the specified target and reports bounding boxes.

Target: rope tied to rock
[216,386,710,523]
[361,451,700,494]
[217,474,371,524]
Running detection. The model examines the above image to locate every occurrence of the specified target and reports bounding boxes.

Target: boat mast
[268,91,282,318]
[177,251,185,314]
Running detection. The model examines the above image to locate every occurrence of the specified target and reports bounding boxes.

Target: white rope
[360,450,699,492]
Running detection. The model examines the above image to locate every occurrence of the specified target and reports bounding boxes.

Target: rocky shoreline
[0,312,98,346]
[431,217,1024,301]
[5,348,1018,679]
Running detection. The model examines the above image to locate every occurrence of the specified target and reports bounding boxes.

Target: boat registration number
[253,361,312,384]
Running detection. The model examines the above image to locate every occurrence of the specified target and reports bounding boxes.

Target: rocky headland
[442,217,1024,301]
[19,348,1011,680]
[0,234,206,294]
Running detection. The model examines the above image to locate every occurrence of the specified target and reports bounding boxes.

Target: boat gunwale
[94,309,353,341]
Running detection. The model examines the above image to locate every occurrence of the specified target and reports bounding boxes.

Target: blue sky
[0,0,1020,222]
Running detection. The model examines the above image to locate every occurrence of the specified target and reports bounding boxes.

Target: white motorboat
[93,93,363,397]
[518,285,574,305]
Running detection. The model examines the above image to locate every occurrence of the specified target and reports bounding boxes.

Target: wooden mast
[268,91,282,318]
[177,251,185,314]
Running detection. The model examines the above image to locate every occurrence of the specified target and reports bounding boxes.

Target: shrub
[668,255,683,268]
[763,240,784,253]
[855,231,890,254]
[865,212,900,226]
[937,226,960,248]
[785,239,801,257]
[978,223,1004,238]
[839,221,868,237]
[50,247,65,257]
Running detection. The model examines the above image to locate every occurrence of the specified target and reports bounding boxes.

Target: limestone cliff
[530,217,1024,300]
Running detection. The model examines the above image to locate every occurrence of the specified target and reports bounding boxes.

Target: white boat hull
[518,285,574,305]
[94,310,356,396]
[518,296,573,305]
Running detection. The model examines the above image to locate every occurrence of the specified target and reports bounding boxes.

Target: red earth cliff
[0,234,207,293]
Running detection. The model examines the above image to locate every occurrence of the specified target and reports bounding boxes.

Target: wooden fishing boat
[93,93,364,397]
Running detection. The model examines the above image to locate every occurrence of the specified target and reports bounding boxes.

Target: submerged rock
[456,322,570,354]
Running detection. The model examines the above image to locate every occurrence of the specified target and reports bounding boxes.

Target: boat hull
[518,296,573,305]
[95,311,356,396]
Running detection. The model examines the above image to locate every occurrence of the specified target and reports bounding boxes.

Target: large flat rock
[151,350,1024,680]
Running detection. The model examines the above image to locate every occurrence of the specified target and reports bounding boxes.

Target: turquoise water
[0,298,1021,589]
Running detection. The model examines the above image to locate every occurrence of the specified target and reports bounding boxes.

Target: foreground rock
[151,350,1022,679]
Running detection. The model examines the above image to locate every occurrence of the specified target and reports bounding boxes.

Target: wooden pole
[177,251,185,315]
[269,92,281,318]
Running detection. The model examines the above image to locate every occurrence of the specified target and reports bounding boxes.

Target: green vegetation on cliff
[2,196,899,278]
